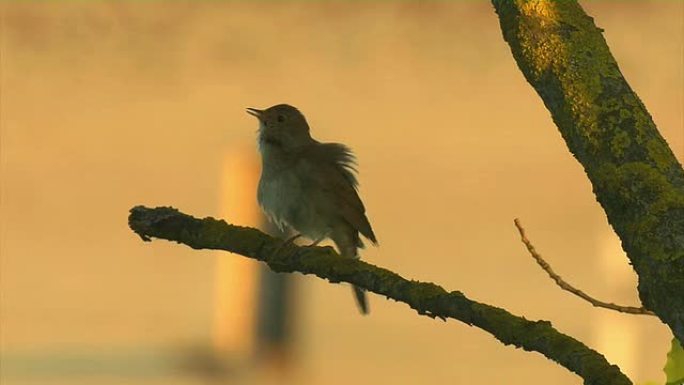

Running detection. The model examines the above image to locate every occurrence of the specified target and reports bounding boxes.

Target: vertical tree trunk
[491,0,684,344]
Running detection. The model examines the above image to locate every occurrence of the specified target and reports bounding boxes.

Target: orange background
[1,2,682,384]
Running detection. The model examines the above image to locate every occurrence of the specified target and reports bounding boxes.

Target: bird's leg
[282,233,303,245]
[308,238,325,247]
[271,233,302,257]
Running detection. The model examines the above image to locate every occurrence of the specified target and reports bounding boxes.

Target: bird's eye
[277,115,285,123]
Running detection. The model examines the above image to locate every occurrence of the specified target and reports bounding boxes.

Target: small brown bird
[246,104,377,314]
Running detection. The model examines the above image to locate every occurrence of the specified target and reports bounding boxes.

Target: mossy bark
[129,206,631,385]
[492,0,684,344]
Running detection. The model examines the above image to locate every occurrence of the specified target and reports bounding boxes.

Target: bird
[246,104,377,314]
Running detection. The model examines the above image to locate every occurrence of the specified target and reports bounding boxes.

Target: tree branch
[129,205,631,385]
[492,0,684,343]
[514,218,655,316]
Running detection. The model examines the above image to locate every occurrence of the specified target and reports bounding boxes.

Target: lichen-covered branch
[492,0,684,344]
[129,205,631,385]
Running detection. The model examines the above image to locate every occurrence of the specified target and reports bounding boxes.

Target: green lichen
[647,137,679,174]
[611,131,631,159]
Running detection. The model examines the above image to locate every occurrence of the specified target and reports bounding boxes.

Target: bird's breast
[257,166,328,239]
[258,168,302,226]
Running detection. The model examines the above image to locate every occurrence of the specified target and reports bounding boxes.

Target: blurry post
[592,233,640,379]
[213,146,295,379]
[213,147,262,358]
[255,224,296,368]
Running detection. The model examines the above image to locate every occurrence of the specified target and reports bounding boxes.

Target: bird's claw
[271,233,302,258]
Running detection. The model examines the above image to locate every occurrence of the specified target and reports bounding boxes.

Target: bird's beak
[246,107,263,120]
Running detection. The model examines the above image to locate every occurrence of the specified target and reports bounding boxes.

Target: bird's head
[247,104,313,151]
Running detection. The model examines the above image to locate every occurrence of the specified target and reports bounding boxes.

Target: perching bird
[246,104,377,314]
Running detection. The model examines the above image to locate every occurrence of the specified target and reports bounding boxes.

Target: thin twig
[513,218,655,316]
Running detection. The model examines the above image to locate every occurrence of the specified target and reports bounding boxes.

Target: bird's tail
[352,285,369,315]
[334,232,370,315]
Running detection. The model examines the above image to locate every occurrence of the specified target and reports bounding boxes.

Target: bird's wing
[301,143,377,245]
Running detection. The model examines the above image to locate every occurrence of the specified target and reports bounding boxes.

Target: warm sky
[1,2,682,385]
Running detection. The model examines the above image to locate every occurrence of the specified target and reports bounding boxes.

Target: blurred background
[0,2,682,384]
